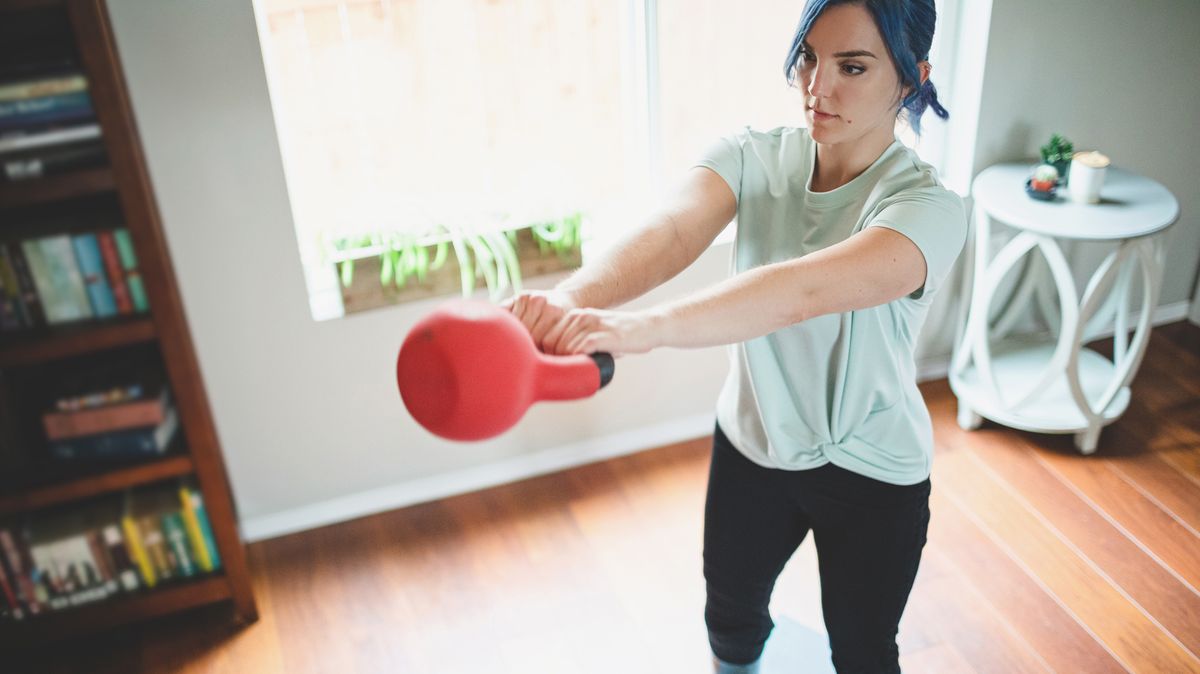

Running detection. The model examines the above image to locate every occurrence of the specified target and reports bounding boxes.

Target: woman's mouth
[810,108,838,122]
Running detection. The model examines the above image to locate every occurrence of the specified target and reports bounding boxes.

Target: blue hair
[784,0,949,137]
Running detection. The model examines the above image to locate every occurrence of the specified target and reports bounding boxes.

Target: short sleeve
[868,186,967,300]
[693,130,746,205]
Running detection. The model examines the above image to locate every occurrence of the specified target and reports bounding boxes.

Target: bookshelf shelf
[0,575,232,647]
[0,167,116,210]
[0,454,194,516]
[0,315,155,368]
[0,0,63,13]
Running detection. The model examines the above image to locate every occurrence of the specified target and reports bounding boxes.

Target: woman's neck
[811,129,896,192]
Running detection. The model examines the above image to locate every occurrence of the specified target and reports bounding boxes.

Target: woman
[504,1,965,671]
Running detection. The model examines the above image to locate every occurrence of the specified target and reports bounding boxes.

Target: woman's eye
[844,65,865,75]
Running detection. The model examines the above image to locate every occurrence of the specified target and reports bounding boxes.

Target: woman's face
[795,3,909,146]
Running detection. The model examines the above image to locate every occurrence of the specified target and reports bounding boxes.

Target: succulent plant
[1040,133,1074,166]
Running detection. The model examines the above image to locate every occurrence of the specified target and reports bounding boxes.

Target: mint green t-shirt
[696,126,967,485]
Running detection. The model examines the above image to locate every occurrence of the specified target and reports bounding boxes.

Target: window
[256,0,956,320]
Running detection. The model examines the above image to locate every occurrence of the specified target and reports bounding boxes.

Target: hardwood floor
[13,321,1200,673]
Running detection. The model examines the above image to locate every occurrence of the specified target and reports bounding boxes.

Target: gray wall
[971,0,1200,305]
[103,0,1200,539]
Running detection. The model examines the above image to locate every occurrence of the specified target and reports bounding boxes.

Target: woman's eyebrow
[801,42,878,59]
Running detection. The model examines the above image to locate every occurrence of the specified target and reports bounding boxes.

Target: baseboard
[915,299,1193,383]
[241,412,717,542]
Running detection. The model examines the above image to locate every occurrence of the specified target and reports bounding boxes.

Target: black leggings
[703,423,931,673]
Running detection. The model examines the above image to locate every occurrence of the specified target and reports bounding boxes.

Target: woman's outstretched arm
[542,226,927,356]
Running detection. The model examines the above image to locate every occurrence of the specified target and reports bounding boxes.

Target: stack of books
[0,69,106,182]
[0,227,149,332]
[0,481,222,621]
[42,381,177,462]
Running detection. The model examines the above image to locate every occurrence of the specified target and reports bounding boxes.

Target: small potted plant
[1039,133,1074,186]
[1025,163,1059,201]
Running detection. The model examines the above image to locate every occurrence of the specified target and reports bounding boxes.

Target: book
[0,527,42,615]
[120,512,156,589]
[22,236,92,324]
[0,244,30,328]
[0,74,87,102]
[70,233,118,318]
[101,523,141,592]
[0,545,22,620]
[178,486,213,572]
[47,404,178,461]
[4,242,46,328]
[1,139,106,182]
[43,386,171,440]
[0,122,101,154]
[0,90,94,132]
[96,230,132,314]
[161,512,196,578]
[181,485,220,572]
[112,228,148,312]
[55,384,145,413]
[0,270,20,330]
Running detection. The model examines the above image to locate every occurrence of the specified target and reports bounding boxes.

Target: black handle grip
[589,352,615,389]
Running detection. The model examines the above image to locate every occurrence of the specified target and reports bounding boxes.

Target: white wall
[104,0,1199,540]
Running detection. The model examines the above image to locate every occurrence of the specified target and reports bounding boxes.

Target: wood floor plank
[947,429,1200,657]
[923,474,1127,673]
[1030,444,1200,594]
[933,446,1200,673]
[899,643,979,674]
[903,546,1052,674]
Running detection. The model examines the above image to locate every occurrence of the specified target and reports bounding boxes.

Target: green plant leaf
[380,250,394,286]
[448,228,475,297]
[340,259,354,287]
[430,240,448,270]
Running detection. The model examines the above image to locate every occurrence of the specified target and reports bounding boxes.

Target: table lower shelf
[950,340,1131,434]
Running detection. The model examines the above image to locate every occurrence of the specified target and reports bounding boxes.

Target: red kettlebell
[396,300,615,441]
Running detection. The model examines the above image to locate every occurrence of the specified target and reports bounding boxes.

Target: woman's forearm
[555,168,736,310]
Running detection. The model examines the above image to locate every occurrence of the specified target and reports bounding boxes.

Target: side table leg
[1074,425,1101,455]
[957,402,983,431]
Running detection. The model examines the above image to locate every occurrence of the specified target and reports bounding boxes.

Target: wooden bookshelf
[0,0,257,641]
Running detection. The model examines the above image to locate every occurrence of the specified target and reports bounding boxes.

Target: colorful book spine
[0,90,94,132]
[178,487,213,572]
[0,244,30,328]
[186,489,221,572]
[112,228,148,312]
[102,524,140,592]
[22,236,92,324]
[96,230,132,314]
[70,233,118,318]
[0,528,42,615]
[0,74,87,102]
[5,242,46,328]
[121,515,156,588]
[161,512,195,578]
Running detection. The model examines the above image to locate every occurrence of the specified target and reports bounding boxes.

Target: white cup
[1068,151,1110,204]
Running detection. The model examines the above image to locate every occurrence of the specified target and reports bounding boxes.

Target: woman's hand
[541,308,662,357]
[501,289,578,352]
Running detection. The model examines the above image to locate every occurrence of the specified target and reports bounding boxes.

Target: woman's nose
[806,64,833,98]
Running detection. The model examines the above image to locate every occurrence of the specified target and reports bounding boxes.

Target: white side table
[950,163,1180,453]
